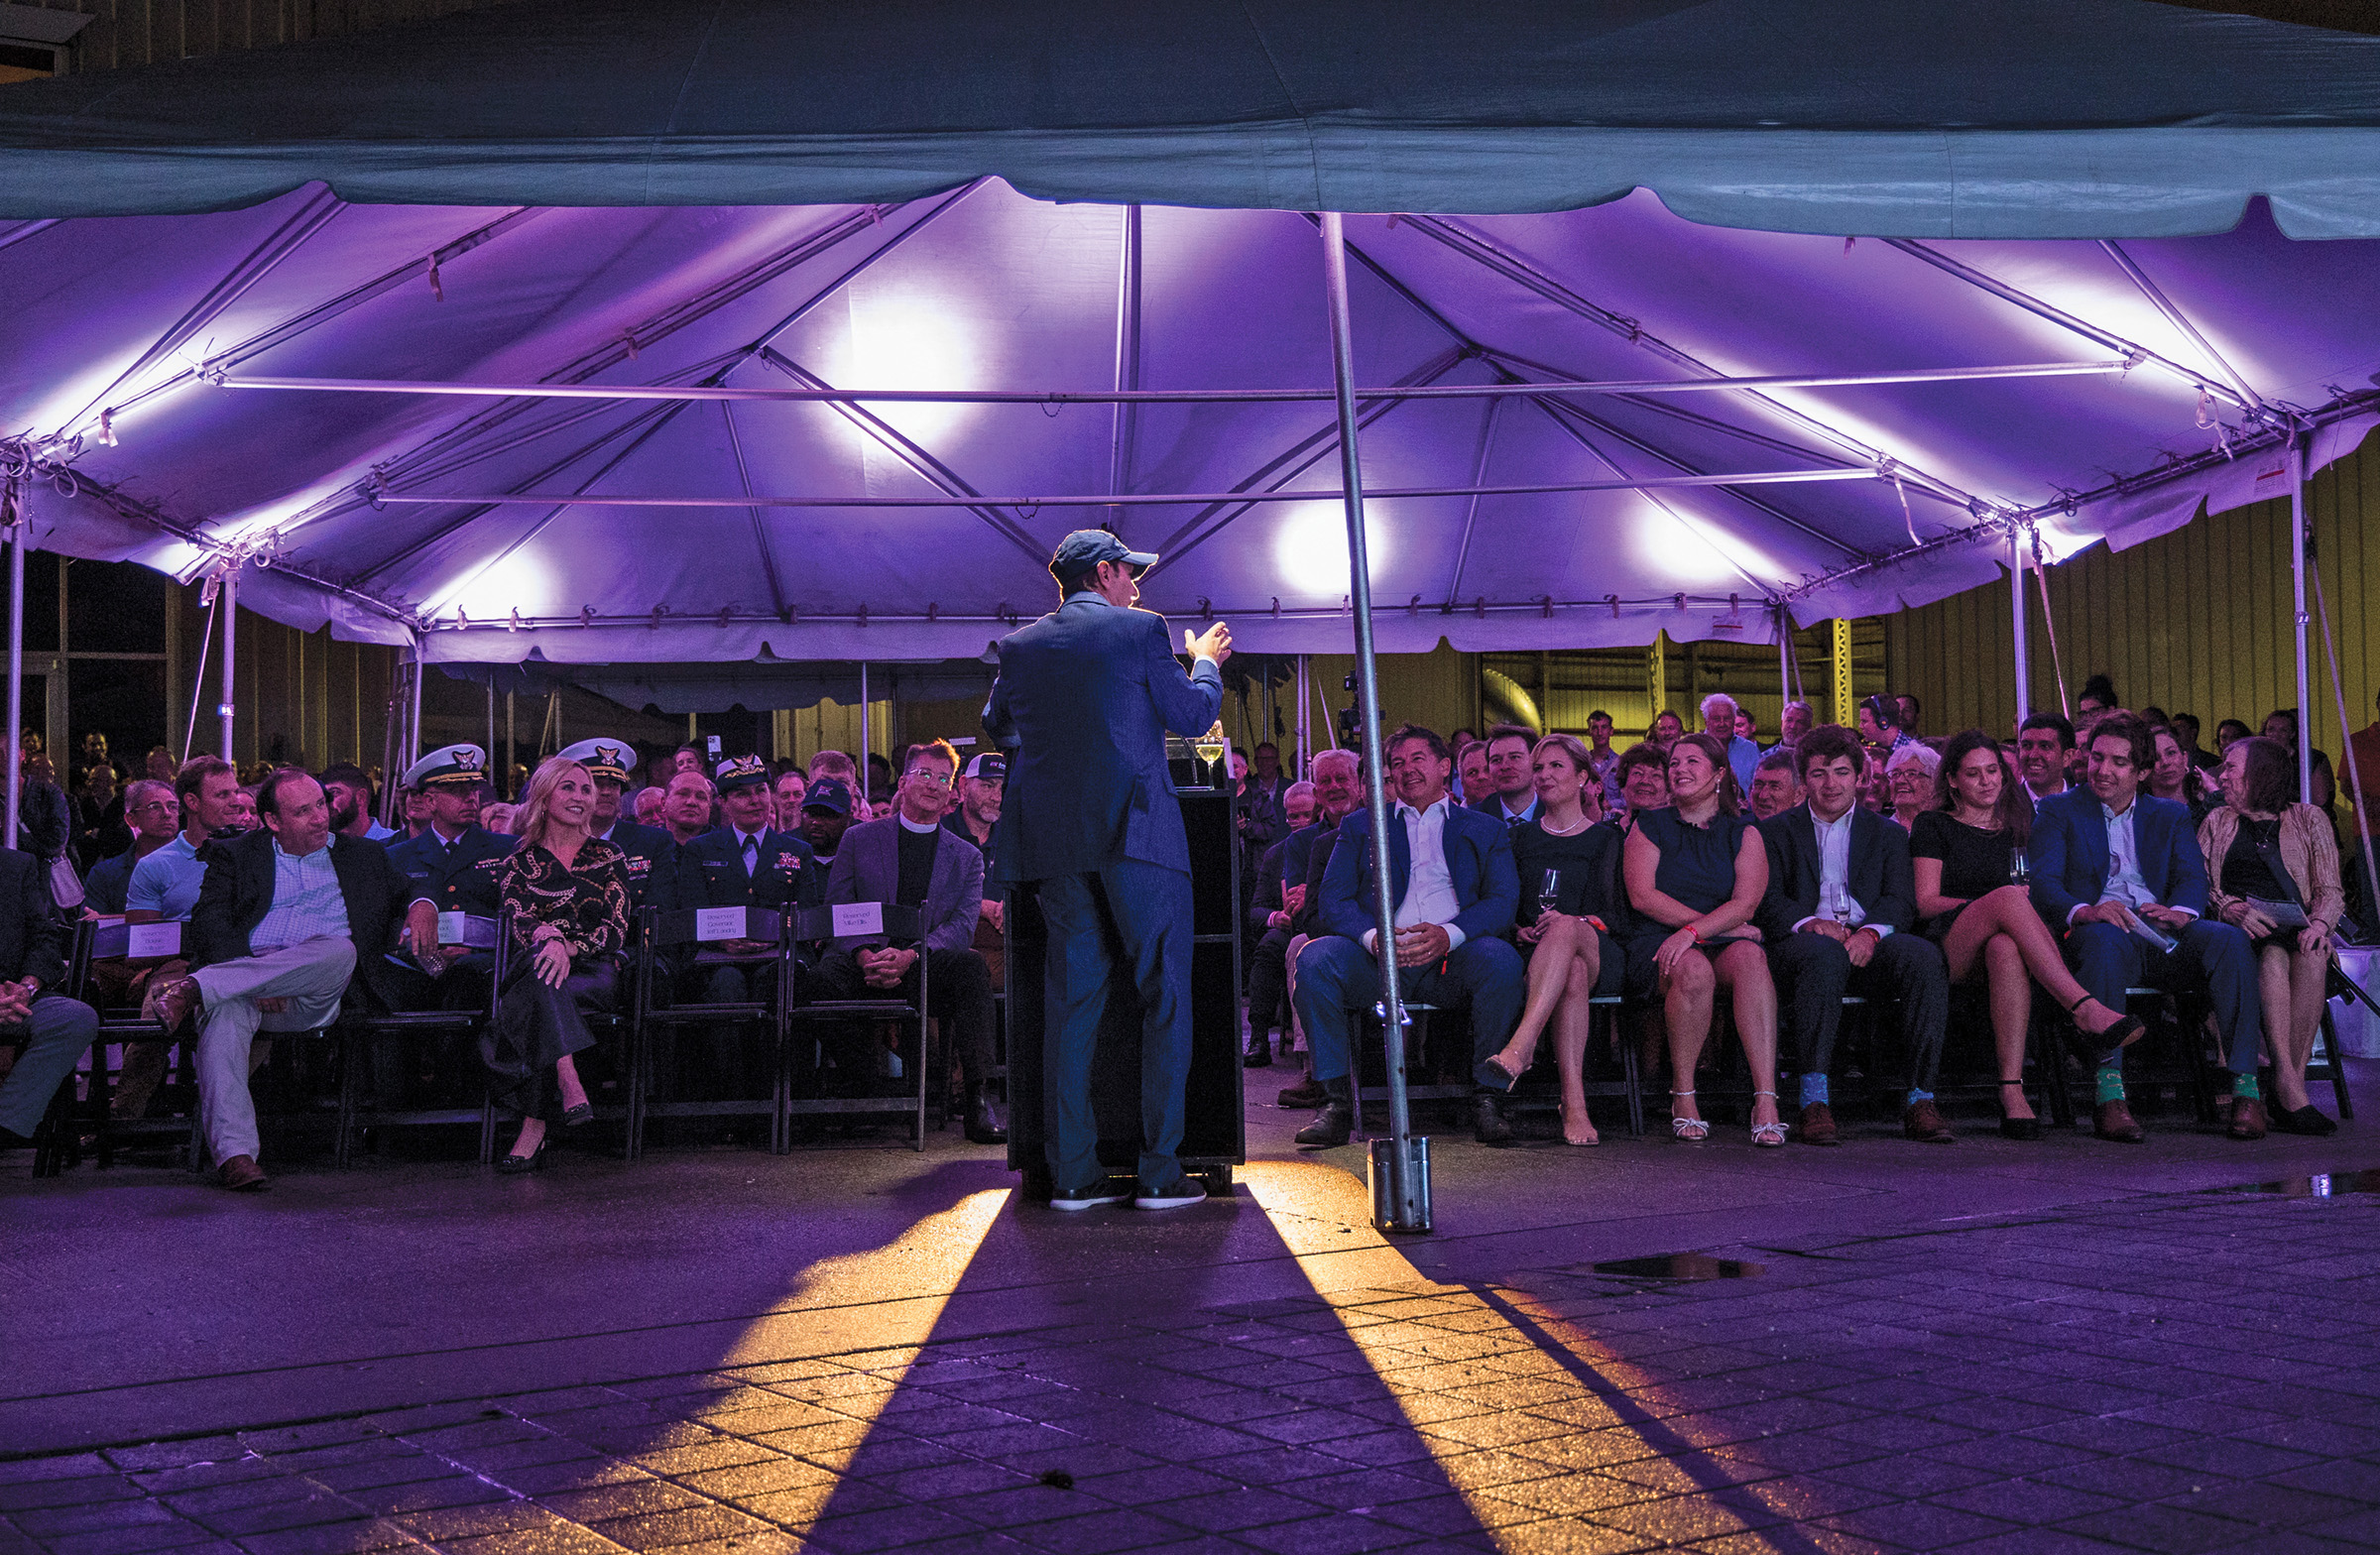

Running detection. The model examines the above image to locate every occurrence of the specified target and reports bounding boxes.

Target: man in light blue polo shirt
[128,758,244,924]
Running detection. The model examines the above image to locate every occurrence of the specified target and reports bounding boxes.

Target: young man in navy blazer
[1292,724,1524,1148]
[985,530,1230,1211]
[2030,711,2265,1141]
[1757,725,1953,1145]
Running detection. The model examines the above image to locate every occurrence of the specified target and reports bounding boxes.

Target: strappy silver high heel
[1749,1089,1788,1148]
[1669,1090,1710,1141]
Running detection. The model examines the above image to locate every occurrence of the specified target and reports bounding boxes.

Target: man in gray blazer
[821,741,1005,1144]
[986,530,1230,1211]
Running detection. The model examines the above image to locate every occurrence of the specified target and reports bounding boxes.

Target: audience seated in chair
[2017,713,2075,804]
[1621,733,1784,1146]
[2203,735,2346,1136]
[1758,724,1955,1145]
[1610,743,1670,830]
[659,771,718,848]
[0,844,98,1151]
[2029,711,2267,1143]
[1268,750,1366,1107]
[1243,778,1316,1068]
[1746,748,1801,821]
[110,757,244,1121]
[485,756,630,1173]
[559,739,675,913]
[1885,742,1940,833]
[143,770,431,1191]
[1481,734,1627,1145]
[1702,693,1760,793]
[1473,724,1541,826]
[384,745,510,1014]
[821,740,1006,1144]
[84,779,178,916]
[1292,724,1522,1148]
[1912,730,2143,1140]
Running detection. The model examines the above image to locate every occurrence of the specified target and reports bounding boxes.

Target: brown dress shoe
[1799,1101,1840,1145]
[143,973,201,1035]
[2228,1097,2268,1140]
[217,1154,269,1191]
[2093,1099,2146,1143]
[1902,1099,1955,1142]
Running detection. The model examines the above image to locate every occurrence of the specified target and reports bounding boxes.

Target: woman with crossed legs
[1622,733,1785,1146]
[1911,730,2143,1139]
[1482,735,1625,1145]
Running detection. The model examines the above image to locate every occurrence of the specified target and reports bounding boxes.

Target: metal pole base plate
[1368,1135,1432,1235]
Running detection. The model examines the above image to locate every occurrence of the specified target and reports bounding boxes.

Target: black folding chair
[627,904,792,1156]
[331,914,502,1166]
[65,917,205,1170]
[786,905,929,1150]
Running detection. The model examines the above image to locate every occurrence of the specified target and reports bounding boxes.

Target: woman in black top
[485,755,632,1171]
[1481,735,1625,1144]
[1912,730,2142,1137]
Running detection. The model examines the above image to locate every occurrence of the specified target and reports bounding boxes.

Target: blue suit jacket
[2027,788,2209,924]
[672,827,821,917]
[1318,801,1518,948]
[983,592,1224,883]
[593,817,676,913]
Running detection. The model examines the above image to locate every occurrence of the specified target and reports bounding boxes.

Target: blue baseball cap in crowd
[1048,529,1156,585]
[961,753,1007,781]
[801,776,853,816]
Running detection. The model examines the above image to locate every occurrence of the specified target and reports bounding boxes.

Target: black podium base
[1003,789,1247,1200]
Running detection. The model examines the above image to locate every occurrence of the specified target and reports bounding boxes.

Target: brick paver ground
[10,1176,2379,1554]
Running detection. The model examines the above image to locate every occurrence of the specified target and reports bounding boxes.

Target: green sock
[2232,1072,2262,1101]
[2094,1065,2126,1105]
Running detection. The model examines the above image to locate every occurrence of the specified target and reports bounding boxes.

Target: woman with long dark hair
[1622,732,1784,1146]
[483,755,632,1171]
[1911,730,2143,1137]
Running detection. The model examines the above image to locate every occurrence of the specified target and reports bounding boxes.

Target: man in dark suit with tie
[822,740,1005,1144]
[0,845,99,1150]
[2030,711,2265,1141]
[1757,724,1953,1145]
[382,745,512,1012]
[984,529,1229,1211]
[1291,724,1523,1148]
[560,738,675,913]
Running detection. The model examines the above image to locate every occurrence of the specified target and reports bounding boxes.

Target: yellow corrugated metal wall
[1885,428,2380,760]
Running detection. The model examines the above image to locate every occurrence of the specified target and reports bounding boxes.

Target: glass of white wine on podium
[1193,721,1228,789]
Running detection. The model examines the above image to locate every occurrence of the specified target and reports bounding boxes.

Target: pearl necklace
[1539,811,1590,836]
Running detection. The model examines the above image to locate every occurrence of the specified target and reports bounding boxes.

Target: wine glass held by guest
[2202,736,2346,1135]
[485,757,633,1172]
[1481,736,1627,1145]
[1911,732,2144,1138]
[1621,734,1785,1146]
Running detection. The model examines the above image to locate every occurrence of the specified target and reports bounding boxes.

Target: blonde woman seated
[1481,735,1627,1145]
[2202,735,2345,1136]
[484,756,633,1172]
[1621,733,1785,1145]
[1885,743,1939,832]
[1912,731,2143,1139]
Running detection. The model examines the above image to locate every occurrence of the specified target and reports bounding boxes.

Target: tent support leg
[859,662,871,800]
[220,564,239,765]
[2293,440,2314,806]
[1321,211,1428,1237]
[3,515,19,852]
[2011,527,2031,725]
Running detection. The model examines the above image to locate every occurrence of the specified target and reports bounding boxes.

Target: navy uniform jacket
[1317,802,1518,948]
[671,826,822,917]
[593,817,676,913]
[384,824,512,920]
[983,592,1223,885]
[1755,805,1918,942]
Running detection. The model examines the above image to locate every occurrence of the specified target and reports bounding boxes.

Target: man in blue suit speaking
[1292,724,1524,1148]
[2030,710,2265,1142]
[986,530,1231,1211]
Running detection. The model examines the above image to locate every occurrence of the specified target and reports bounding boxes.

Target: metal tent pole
[2293,440,2314,805]
[2011,528,2032,725]
[858,662,871,802]
[1296,655,1310,775]
[219,564,238,764]
[3,517,21,852]
[408,643,423,775]
[485,681,496,771]
[1776,608,1792,710]
[1321,211,1427,1236]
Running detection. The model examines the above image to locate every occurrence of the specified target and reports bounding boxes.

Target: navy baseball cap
[961,753,1007,781]
[1049,529,1156,584]
[801,776,853,816]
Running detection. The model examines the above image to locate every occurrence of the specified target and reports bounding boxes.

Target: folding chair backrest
[656,906,784,949]
[790,903,925,945]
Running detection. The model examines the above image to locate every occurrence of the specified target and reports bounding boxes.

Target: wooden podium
[1003,786,1247,1198]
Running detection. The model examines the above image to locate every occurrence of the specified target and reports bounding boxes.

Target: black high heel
[2068,993,2145,1060]
[1997,1080,2042,1140]
[496,1136,548,1174]
[560,1102,593,1128]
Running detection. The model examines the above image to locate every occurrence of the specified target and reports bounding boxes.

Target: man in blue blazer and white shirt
[2030,711,2264,1142]
[985,529,1230,1211]
[1292,724,1524,1148]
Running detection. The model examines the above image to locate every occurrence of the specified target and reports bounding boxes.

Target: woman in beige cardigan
[2202,736,2344,1135]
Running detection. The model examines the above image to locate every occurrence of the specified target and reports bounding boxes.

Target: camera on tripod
[1337,671,1364,748]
